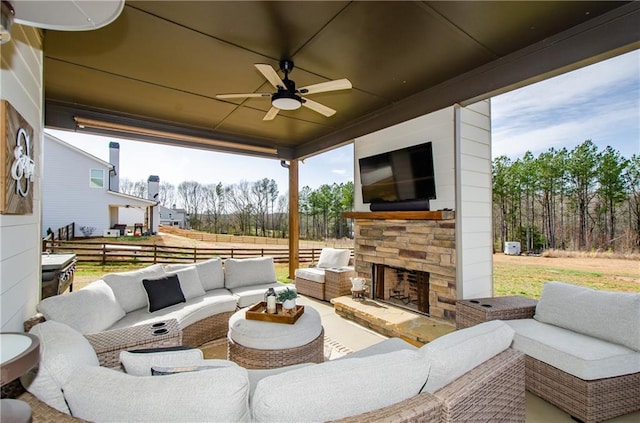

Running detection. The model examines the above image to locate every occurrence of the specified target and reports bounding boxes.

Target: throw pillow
[120,347,203,376]
[317,248,351,268]
[224,257,277,289]
[166,266,206,300]
[103,263,166,312]
[165,257,225,291]
[142,274,186,313]
[151,365,225,375]
[36,280,125,334]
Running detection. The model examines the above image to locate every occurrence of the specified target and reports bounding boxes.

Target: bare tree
[177,181,204,229]
[159,181,177,208]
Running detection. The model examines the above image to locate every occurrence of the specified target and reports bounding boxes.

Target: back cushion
[165,258,225,291]
[419,320,515,393]
[103,264,166,312]
[21,321,99,414]
[37,280,125,334]
[165,266,206,300]
[224,257,277,289]
[317,248,350,268]
[251,349,429,422]
[534,281,640,351]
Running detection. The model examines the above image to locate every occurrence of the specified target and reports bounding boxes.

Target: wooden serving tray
[245,302,304,324]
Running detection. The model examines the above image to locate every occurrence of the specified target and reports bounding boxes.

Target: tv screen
[359,142,436,204]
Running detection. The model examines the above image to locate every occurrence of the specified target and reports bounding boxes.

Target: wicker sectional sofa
[503,282,640,423]
[20,319,525,422]
[26,257,289,366]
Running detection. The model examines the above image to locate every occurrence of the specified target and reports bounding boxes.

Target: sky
[47,49,638,193]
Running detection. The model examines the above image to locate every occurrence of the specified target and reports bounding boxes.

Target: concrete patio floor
[296,295,640,423]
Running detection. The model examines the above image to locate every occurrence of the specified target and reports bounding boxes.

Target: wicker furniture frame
[228,328,325,369]
[295,267,356,301]
[15,346,525,422]
[455,295,538,329]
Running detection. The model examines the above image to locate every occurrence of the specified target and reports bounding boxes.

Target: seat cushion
[224,257,278,289]
[229,282,289,308]
[165,266,206,300]
[229,306,322,349]
[419,320,515,393]
[103,264,166,312]
[120,348,205,376]
[21,321,99,414]
[107,289,238,331]
[251,349,429,422]
[534,281,640,351]
[505,318,640,380]
[36,280,125,334]
[164,258,224,291]
[317,248,351,268]
[294,267,326,283]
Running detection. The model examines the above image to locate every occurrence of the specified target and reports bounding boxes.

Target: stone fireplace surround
[344,211,456,323]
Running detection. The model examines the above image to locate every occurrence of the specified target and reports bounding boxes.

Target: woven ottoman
[227,306,324,369]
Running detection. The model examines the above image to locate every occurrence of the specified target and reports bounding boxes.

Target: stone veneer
[352,213,456,322]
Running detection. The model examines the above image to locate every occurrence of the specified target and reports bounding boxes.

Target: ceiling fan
[216,59,352,121]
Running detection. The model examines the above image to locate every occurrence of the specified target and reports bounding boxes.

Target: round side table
[1,333,40,423]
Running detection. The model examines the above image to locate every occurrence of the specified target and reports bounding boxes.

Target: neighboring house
[42,134,157,238]
[159,205,190,229]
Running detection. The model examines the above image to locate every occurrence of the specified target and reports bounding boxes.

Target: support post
[288,160,299,280]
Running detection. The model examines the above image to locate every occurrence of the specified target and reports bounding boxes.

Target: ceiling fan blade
[299,79,352,95]
[255,64,286,90]
[302,98,336,117]
[263,107,280,121]
[216,93,271,99]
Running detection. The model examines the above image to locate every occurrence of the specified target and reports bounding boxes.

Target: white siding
[0,24,44,331]
[353,107,455,211]
[456,101,493,299]
[42,135,114,237]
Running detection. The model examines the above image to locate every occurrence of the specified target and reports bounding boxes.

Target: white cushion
[63,365,251,422]
[294,267,326,283]
[506,318,640,380]
[534,281,640,351]
[317,248,351,268]
[21,321,99,414]
[103,264,166,312]
[36,280,125,334]
[165,258,224,291]
[224,257,277,289]
[419,320,514,393]
[247,363,314,399]
[338,337,417,360]
[165,266,206,300]
[252,349,429,422]
[107,289,237,331]
[229,282,289,308]
[229,305,322,349]
[120,348,205,376]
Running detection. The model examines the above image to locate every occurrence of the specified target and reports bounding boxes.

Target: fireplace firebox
[373,264,429,315]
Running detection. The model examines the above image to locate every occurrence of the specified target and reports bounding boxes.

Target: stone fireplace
[346,211,456,322]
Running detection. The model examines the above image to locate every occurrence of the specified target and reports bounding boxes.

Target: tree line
[119,177,355,241]
[493,140,639,253]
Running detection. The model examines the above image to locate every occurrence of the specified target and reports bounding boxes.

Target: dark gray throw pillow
[142,274,186,313]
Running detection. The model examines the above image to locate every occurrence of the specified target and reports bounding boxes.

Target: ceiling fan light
[272,91,302,110]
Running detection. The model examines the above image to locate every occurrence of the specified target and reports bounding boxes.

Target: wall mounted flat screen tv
[359,142,436,208]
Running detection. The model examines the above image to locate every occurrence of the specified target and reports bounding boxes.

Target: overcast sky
[48,49,638,193]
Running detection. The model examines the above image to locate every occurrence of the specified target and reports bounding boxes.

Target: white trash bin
[504,242,521,255]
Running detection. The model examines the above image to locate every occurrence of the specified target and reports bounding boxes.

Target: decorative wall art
[0,100,36,214]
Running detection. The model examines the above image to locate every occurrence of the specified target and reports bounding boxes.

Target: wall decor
[1,100,36,214]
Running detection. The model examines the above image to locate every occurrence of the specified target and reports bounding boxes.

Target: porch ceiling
[43,1,640,160]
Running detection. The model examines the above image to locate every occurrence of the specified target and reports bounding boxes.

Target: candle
[267,295,276,314]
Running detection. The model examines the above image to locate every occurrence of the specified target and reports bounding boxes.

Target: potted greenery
[277,287,298,310]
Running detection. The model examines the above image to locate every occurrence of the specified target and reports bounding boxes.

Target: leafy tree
[565,140,599,249]
[597,146,628,246]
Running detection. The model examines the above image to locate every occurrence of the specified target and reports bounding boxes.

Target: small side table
[1,332,40,423]
[456,295,538,329]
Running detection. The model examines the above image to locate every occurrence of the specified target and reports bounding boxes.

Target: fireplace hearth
[373,264,429,314]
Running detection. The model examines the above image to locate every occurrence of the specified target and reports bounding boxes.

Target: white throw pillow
[120,348,237,376]
[165,257,225,291]
[224,257,277,289]
[63,365,251,422]
[21,321,99,414]
[36,280,125,334]
[166,266,206,300]
[317,248,351,268]
[252,349,429,422]
[103,264,166,312]
[419,320,515,393]
[534,281,640,351]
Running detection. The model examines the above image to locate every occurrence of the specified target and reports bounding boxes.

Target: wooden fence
[42,239,353,266]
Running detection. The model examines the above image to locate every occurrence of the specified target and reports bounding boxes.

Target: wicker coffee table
[456,295,537,329]
[227,305,324,369]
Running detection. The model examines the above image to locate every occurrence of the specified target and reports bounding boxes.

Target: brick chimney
[109,142,120,191]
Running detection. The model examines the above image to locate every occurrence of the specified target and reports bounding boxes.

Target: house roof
[43,1,640,160]
[45,132,113,169]
[107,190,156,207]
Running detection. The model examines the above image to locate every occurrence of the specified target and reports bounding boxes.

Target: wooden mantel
[342,210,454,220]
